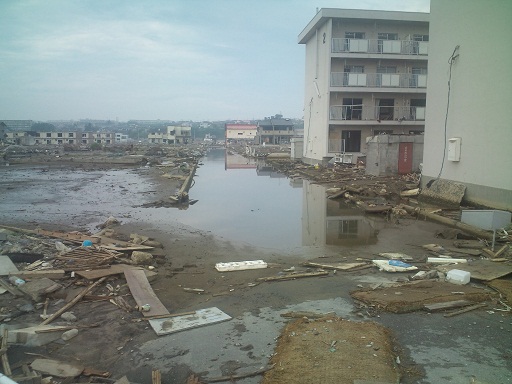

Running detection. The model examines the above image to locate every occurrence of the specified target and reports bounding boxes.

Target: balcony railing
[330,105,426,121]
[331,72,427,88]
[332,38,428,55]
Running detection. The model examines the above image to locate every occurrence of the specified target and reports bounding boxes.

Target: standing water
[0,148,382,252]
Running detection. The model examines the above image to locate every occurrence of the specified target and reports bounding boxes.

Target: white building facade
[422,0,512,210]
[298,9,429,165]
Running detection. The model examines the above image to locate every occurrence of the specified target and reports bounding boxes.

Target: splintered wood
[52,247,121,271]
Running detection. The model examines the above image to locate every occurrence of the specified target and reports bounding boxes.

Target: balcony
[332,38,428,56]
[330,105,426,122]
[331,72,427,89]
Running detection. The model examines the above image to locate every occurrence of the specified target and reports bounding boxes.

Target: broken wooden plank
[204,364,275,383]
[149,307,231,336]
[14,269,66,280]
[76,264,143,280]
[303,261,367,271]
[152,369,161,384]
[424,300,471,312]
[40,277,107,325]
[427,257,468,264]
[1,329,12,376]
[124,269,169,317]
[0,277,24,297]
[444,303,487,317]
[257,271,329,282]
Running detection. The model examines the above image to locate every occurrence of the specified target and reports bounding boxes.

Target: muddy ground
[0,145,511,384]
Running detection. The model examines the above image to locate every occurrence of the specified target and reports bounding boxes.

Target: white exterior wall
[303,19,332,164]
[423,0,512,209]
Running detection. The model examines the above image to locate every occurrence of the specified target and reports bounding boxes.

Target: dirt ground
[0,145,511,384]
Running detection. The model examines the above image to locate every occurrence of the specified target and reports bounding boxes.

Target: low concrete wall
[366,134,423,176]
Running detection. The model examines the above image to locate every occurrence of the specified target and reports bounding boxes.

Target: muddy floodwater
[0,148,383,252]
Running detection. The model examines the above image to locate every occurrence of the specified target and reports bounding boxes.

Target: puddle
[0,149,389,251]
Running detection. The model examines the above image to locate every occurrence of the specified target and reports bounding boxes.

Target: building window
[82,133,87,138]
[57,139,62,144]
[342,130,361,152]
[345,32,365,39]
[46,133,51,138]
[82,139,87,144]
[68,132,74,137]
[413,34,429,42]
[378,33,398,40]
[68,139,74,144]
[376,99,395,120]
[46,139,51,144]
[342,98,363,120]
[57,133,63,138]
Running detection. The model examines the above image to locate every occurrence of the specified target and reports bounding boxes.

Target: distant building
[115,133,129,143]
[0,122,7,143]
[256,115,295,144]
[225,123,257,142]
[0,120,33,131]
[148,125,192,144]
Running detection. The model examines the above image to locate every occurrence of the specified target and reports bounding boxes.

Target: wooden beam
[40,277,107,325]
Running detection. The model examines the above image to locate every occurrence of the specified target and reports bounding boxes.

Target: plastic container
[446,269,470,285]
[8,276,25,286]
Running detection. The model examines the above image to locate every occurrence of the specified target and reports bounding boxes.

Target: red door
[398,142,413,174]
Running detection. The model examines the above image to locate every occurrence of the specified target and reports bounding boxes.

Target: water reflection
[218,148,382,248]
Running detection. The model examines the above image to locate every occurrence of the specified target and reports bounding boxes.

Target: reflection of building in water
[302,180,381,246]
[224,151,257,170]
[256,160,286,178]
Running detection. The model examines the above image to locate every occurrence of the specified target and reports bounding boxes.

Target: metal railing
[332,38,428,55]
[330,72,427,88]
[329,105,426,121]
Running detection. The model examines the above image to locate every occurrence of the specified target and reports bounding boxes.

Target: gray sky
[0,0,430,122]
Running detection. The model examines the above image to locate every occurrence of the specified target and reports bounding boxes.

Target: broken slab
[378,253,414,261]
[30,358,84,378]
[0,256,19,276]
[18,278,62,302]
[419,179,466,207]
[436,259,512,281]
[2,324,66,347]
[149,307,231,336]
[350,281,493,313]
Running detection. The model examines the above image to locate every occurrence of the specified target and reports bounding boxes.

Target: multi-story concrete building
[256,115,296,145]
[421,0,511,210]
[148,125,192,144]
[298,9,429,164]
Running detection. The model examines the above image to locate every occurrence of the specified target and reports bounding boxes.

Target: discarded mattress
[373,259,418,272]
[215,260,267,272]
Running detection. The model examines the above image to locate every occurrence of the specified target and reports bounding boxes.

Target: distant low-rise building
[225,123,257,142]
[148,125,192,144]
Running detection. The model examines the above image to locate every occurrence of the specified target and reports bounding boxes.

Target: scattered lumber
[401,205,495,241]
[204,364,275,383]
[280,311,336,319]
[444,303,487,317]
[303,261,367,271]
[40,277,107,325]
[257,271,329,282]
[424,300,471,312]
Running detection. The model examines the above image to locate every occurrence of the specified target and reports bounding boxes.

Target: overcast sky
[0,0,430,122]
